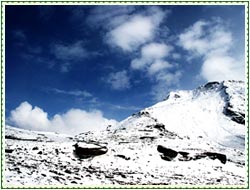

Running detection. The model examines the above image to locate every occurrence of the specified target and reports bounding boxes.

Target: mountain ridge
[4,80,246,186]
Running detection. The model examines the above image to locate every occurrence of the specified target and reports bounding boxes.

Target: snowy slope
[4,80,246,187]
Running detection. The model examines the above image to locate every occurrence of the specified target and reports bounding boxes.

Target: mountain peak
[5,80,246,186]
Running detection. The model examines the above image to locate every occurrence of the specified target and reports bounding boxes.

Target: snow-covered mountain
[4,80,246,187]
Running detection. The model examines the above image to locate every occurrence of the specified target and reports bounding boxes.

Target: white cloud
[9,102,51,131]
[179,20,232,57]
[148,60,172,75]
[51,41,87,61]
[107,16,155,51]
[106,7,166,51]
[9,102,118,135]
[50,88,92,98]
[155,70,182,84]
[179,19,244,82]
[130,42,181,100]
[87,6,167,52]
[106,70,130,90]
[201,55,244,81]
[131,43,172,71]
[141,43,172,60]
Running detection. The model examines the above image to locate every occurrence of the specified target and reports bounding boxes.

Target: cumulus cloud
[9,102,51,131]
[94,6,167,52]
[130,42,181,101]
[201,55,244,81]
[107,16,155,51]
[88,6,178,100]
[131,43,173,71]
[8,102,118,135]
[106,70,131,90]
[148,60,172,75]
[131,42,174,78]
[107,8,166,51]
[179,19,244,81]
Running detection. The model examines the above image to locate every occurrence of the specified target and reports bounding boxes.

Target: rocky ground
[4,80,247,187]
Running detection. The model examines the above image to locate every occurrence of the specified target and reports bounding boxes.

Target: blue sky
[6,5,245,134]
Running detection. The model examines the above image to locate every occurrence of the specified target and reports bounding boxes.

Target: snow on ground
[4,80,246,187]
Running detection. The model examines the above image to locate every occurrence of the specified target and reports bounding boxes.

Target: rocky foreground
[4,80,246,187]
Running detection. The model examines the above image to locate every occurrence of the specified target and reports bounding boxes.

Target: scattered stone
[216,179,221,182]
[55,148,59,155]
[32,147,38,150]
[74,176,81,180]
[139,136,157,140]
[153,124,165,131]
[115,154,130,160]
[64,169,72,174]
[37,151,42,154]
[5,149,14,153]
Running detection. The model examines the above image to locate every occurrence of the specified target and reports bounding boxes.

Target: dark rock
[52,176,64,182]
[216,179,221,182]
[55,148,59,155]
[105,175,114,178]
[157,145,178,161]
[193,153,207,160]
[37,151,42,154]
[133,111,150,118]
[224,106,245,125]
[14,167,22,174]
[178,151,189,157]
[73,143,108,159]
[153,123,165,131]
[174,94,181,98]
[139,136,156,140]
[32,147,38,150]
[49,170,64,176]
[115,154,130,160]
[64,169,72,174]
[74,176,81,180]
[204,152,227,164]
[139,111,150,117]
[160,154,174,161]
[186,152,227,164]
[157,145,178,157]
[5,149,14,153]
[204,81,220,89]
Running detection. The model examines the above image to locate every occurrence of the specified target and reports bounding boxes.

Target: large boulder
[73,143,108,159]
[203,152,227,164]
[157,145,227,164]
[157,145,178,161]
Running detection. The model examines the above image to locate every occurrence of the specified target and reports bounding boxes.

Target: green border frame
[0,0,249,189]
